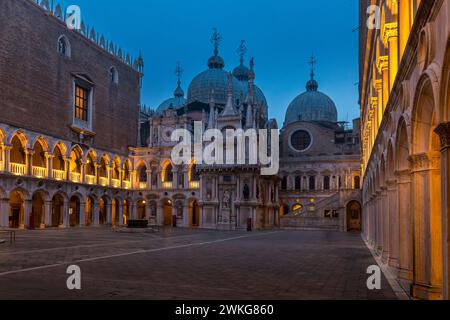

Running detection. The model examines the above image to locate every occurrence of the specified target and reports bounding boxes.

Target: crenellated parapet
[30,0,144,74]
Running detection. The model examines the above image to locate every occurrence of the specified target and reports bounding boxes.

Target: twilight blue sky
[57,0,360,125]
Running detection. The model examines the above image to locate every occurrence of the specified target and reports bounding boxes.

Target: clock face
[162,127,173,142]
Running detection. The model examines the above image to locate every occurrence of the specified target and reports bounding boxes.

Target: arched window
[85,153,96,176]
[123,161,131,181]
[99,158,108,178]
[57,36,71,58]
[163,163,173,182]
[109,67,119,85]
[138,164,147,182]
[52,145,65,171]
[112,159,121,180]
[189,163,200,182]
[32,141,46,168]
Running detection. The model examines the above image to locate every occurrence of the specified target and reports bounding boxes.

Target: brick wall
[0,0,141,155]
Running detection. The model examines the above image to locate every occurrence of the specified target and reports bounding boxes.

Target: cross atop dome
[308,55,317,80]
[237,40,247,64]
[208,28,225,69]
[306,54,318,92]
[174,61,185,98]
[211,28,222,56]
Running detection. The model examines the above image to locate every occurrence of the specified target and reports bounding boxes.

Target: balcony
[111,179,120,188]
[70,172,81,183]
[10,163,26,176]
[52,169,65,181]
[189,181,200,189]
[163,181,173,190]
[139,181,147,189]
[32,166,47,178]
[123,180,131,189]
[86,175,96,185]
[99,176,109,187]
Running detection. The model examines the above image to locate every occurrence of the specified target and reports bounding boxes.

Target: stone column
[410,153,443,300]
[118,204,124,226]
[396,169,413,282]
[382,22,399,91]
[376,56,389,111]
[44,201,52,227]
[374,80,383,128]
[380,187,390,263]
[173,167,178,189]
[105,203,112,225]
[146,169,152,189]
[0,198,9,227]
[25,149,33,176]
[79,201,86,227]
[376,191,383,255]
[93,201,100,225]
[23,199,32,229]
[47,154,53,179]
[435,122,450,299]
[4,146,11,173]
[62,200,70,228]
[183,202,189,227]
[64,158,70,181]
[387,179,399,269]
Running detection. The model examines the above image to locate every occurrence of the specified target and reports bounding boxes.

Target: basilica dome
[157,81,187,114]
[285,75,338,125]
[188,60,245,105]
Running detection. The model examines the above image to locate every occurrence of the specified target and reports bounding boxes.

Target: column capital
[434,122,450,150]
[370,97,378,110]
[409,152,440,171]
[373,79,383,91]
[376,55,389,73]
[382,22,398,47]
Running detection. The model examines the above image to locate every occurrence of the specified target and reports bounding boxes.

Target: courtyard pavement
[0,228,397,300]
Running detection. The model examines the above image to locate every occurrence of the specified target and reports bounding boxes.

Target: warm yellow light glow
[10,163,26,176]
[52,169,65,181]
[86,174,95,185]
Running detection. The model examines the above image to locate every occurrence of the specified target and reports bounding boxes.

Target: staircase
[280,192,342,231]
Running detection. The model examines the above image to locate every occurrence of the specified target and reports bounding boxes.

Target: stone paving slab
[0,228,397,300]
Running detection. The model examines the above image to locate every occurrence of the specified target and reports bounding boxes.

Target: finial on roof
[306,55,319,92]
[174,61,185,98]
[211,27,222,56]
[237,40,247,65]
[249,57,255,81]
[308,54,317,80]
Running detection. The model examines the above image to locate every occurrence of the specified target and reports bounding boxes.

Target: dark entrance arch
[347,201,362,232]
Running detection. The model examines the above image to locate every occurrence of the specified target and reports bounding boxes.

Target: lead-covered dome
[157,80,187,114]
[285,75,337,125]
[188,56,245,105]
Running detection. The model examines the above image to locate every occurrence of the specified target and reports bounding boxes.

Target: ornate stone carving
[434,122,450,149]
